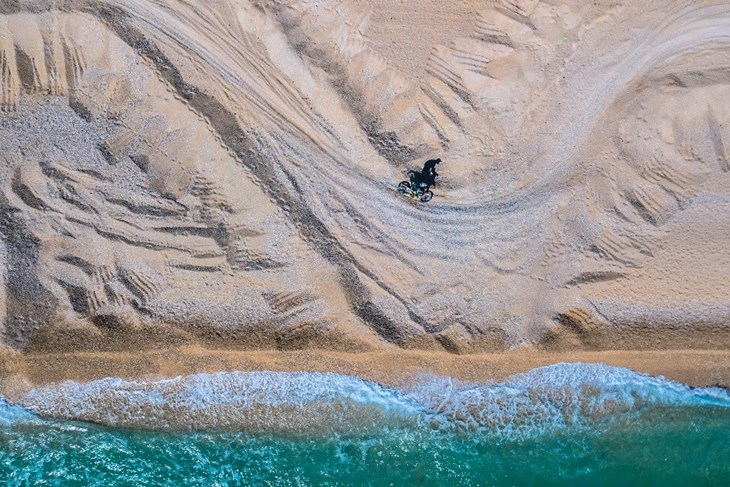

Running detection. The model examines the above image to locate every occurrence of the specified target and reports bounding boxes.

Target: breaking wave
[0,398,37,426]
[3,363,729,439]
[408,362,730,437]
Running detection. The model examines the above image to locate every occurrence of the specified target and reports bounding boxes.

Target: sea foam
[15,371,427,434]
[0,398,37,426]
[5,363,730,437]
[408,362,730,437]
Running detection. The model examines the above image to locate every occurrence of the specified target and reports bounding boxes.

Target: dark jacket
[421,159,440,186]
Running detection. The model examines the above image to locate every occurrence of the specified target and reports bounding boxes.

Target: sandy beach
[0,0,728,398]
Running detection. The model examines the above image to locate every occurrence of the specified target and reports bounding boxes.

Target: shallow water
[2,363,729,486]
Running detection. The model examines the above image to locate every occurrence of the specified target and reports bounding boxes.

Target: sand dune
[0,0,728,358]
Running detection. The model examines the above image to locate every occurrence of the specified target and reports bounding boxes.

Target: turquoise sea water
[2,363,729,486]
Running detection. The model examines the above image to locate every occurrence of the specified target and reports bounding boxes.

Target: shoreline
[1,347,729,395]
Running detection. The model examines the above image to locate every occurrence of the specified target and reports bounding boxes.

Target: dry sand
[0,0,728,387]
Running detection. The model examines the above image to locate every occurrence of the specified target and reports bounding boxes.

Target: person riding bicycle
[409,158,441,190]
